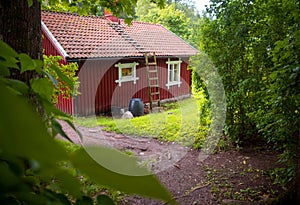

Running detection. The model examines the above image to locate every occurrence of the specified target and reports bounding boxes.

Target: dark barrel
[128,98,144,117]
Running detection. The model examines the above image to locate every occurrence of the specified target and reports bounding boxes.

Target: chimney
[104,9,119,23]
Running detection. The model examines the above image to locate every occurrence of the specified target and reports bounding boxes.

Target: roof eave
[41,21,69,59]
[66,53,197,62]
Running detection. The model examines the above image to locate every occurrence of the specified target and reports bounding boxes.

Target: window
[166,58,182,89]
[115,62,139,86]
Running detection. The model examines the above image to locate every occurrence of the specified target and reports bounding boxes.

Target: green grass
[74,96,209,147]
[73,116,113,128]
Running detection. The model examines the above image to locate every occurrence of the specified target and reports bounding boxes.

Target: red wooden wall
[76,58,191,116]
[42,31,74,115]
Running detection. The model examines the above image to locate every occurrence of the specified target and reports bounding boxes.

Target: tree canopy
[196,0,299,191]
[42,0,165,23]
[135,0,201,47]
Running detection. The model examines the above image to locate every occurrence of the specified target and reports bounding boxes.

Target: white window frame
[166,58,182,89]
[115,62,139,86]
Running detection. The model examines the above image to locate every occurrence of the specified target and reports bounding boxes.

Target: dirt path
[61,121,189,174]
[60,122,286,205]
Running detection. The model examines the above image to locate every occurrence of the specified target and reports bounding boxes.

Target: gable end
[42,21,69,59]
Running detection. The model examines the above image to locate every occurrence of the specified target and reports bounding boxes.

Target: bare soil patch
[60,122,287,205]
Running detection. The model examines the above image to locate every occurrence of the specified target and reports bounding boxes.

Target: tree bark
[0,0,44,115]
[0,0,42,58]
[0,0,42,84]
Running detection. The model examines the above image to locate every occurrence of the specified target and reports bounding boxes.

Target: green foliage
[138,3,191,40]
[201,0,260,144]
[189,52,226,153]
[42,0,165,24]
[70,147,175,201]
[0,40,176,204]
[199,0,300,185]
[268,167,296,187]
[43,55,79,103]
[192,89,211,149]
[97,195,115,205]
[135,0,201,47]
[57,140,125,202]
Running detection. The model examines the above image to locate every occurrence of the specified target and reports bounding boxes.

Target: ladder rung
[149,70,157,73]
[149,77,158,80]
[148,62,157,66]
[150,85,159,87]
[151,92,160,95]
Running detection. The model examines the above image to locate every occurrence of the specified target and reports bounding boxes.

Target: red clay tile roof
[41,11,198,59]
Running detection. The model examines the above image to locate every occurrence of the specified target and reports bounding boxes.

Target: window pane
[174,64,178,81]
[122,67,132,77]
[169,65,173,82]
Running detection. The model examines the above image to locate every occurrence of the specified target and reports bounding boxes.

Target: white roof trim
[41,21,69,58]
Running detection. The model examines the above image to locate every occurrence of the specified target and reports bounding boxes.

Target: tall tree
[136,0,201,47]
[200,0,299,201]
[0,0,42,85]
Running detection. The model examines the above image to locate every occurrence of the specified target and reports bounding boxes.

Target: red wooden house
[41,11,198,116]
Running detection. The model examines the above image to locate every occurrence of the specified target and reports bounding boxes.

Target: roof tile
[41,11,198,59]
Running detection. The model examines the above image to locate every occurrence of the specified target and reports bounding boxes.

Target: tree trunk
[297,128,300,204]
[0,0,42,82]
[0,0,44,114]
[0,0,42,58]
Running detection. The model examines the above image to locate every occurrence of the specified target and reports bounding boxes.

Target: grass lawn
[74,96,209,147]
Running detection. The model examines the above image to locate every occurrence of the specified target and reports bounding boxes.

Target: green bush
[199,0,300,186]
